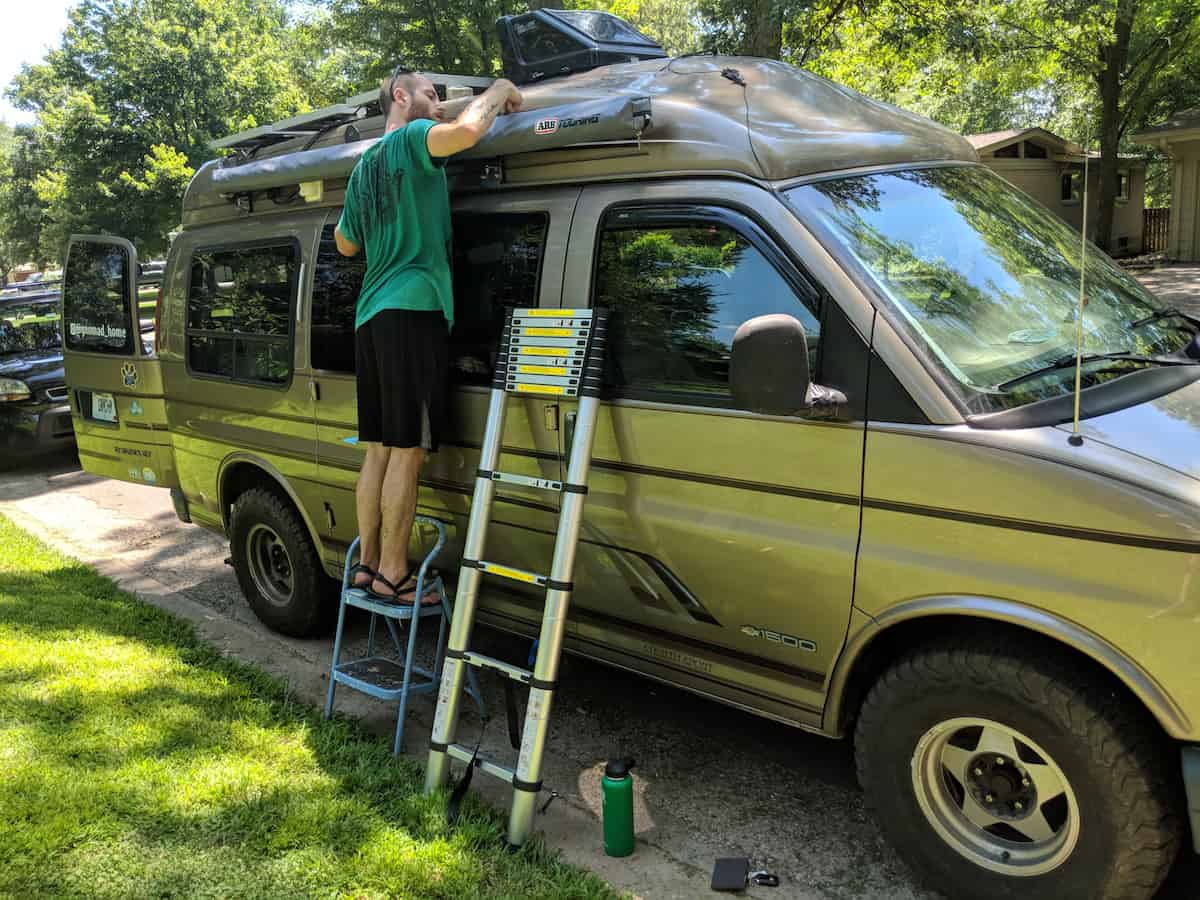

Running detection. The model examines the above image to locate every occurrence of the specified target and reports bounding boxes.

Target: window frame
[184,236,301,390]
[588,202,825,408]
[1061,169,1082,206]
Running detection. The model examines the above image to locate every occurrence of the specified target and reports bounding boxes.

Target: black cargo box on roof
[497,9,666,85]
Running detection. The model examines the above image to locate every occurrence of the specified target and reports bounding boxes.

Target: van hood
[1059,377,1200,482]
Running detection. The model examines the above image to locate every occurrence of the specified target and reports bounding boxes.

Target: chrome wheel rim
[246,523,294,607]
[911,717,1080,876]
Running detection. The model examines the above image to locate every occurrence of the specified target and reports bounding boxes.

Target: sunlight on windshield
[787,166,1191,413]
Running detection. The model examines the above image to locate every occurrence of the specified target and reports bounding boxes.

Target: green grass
[0,515,617,900]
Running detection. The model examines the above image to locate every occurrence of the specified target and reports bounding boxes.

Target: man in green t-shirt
[336,68,521,602]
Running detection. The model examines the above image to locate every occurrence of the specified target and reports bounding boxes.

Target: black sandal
[347,563,377,589]
[368,570,440,605]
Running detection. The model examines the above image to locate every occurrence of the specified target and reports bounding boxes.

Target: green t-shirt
[338,119,453,330]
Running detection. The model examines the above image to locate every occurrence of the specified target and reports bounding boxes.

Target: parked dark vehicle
[0,290,75,462]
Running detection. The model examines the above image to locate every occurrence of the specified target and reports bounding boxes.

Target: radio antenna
[1068,125,1092,447]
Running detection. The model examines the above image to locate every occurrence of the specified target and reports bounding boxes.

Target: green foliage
[5,0,312,261]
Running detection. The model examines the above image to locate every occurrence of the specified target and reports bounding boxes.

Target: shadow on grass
[0,563,614,899]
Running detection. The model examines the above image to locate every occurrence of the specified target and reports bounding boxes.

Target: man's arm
[334,225,360,257]
[426,79,523,159]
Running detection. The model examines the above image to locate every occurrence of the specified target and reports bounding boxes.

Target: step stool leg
[393,609,421,755]
[324,596,348,719]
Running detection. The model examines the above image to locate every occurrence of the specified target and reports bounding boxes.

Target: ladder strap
[561,483,589,494]
[430,741,448,752]
[529,678,557,692]
[446,649,467,660]
[512,777,544,794]
[545,578,574,592]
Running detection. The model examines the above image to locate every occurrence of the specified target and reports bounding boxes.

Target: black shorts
[355,309,448,451]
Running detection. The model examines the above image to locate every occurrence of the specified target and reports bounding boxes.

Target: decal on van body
[121,362,138,387]
[740,625,817,652]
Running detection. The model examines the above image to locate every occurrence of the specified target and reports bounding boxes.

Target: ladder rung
[463,651,532,684]
[467,560,547,587]
[447,743,516,784]
[484,470,562,492]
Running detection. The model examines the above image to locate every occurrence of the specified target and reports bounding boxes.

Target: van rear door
[62,235,179,489]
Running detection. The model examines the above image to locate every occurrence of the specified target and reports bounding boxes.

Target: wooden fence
[1143,207,1170,253]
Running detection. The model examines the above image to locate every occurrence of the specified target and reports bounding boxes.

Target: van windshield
[786,166,1193,414]
[0,300,62,356]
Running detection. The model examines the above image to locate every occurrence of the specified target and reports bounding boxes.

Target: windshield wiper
[1129,307,1200,330]
[995,350,1191,392]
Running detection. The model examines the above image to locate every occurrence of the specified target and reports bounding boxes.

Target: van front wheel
[229,486,330,637]
[855,640,1181,900]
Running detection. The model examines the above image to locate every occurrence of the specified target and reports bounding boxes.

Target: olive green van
[61,46,1198,900]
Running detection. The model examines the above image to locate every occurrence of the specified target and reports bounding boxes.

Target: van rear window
[186,242,296,386]
[63,242,134,355]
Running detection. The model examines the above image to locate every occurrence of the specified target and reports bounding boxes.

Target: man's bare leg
[355,442,390,586]
[374,446,436,602]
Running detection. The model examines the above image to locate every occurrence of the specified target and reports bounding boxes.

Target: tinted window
[451,212,548,385]
[186,243,296,385]
[593,214,820,405]
[311,225,364,372]
[63,242,134,355]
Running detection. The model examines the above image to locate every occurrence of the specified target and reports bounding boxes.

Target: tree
[5,0,313,259]
[573,0,702,55]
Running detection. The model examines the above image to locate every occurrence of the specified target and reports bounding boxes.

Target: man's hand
[426,79,523,159]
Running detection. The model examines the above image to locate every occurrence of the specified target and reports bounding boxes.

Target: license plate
[92,392,117,423]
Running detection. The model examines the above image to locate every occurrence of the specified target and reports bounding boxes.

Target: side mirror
[731,314,845,417]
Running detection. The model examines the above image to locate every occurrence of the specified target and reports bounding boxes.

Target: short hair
[380,65,416,118]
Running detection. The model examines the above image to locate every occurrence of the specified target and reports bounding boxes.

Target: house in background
[967,128,1146,256]
[1132,108,1200,262]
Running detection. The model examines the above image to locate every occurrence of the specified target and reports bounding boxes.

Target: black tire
[855,639,1182,900]
[228,486,333,637]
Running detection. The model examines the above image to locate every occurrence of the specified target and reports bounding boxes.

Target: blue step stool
[324,516,484,753]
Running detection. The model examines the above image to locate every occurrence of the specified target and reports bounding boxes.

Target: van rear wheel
[854,639,1181,900]
[229,486,331,637]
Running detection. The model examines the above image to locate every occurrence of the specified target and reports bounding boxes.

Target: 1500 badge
[741,625,817,652]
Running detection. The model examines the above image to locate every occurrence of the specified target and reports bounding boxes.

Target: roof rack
[211,73,496,154]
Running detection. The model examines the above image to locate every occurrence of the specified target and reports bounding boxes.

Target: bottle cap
[605,757,635,779]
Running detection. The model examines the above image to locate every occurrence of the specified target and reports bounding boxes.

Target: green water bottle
[602,757,636,857]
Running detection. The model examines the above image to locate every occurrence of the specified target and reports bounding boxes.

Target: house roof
[966,127,1077,155]
[1132,107,1200,143]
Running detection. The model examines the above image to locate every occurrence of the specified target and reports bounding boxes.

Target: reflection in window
[513,17,579,62]
[63,242,133,355]
[1,299,61,355]
[787,166,1190,413]
[451,212,548,385]
[187,243,295,385]
[311,225,364,373]
[593,217,820,405]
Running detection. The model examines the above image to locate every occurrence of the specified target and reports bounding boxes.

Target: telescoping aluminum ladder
[425,306,608,846]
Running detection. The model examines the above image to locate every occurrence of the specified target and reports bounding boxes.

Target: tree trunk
[1094,0,1134,253]
[743,0,783,59]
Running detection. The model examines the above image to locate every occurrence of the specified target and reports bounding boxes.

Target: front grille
[44,385,68,402]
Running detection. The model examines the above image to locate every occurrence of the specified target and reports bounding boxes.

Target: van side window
[186,242,296,386]
[311,224,364,373]
[592,209,821,406]
[451,212,548,385]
